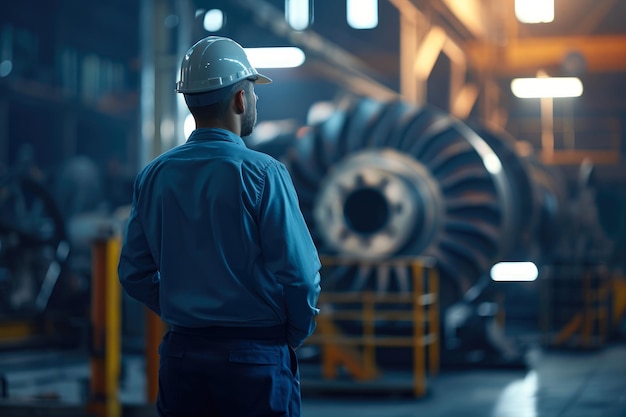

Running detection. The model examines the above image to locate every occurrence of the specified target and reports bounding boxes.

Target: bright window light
[285,0,312,31]
[511,77,583,98]
[184,114,195,139]
[244,47,305,68]
[490,262,539,282]
[347,0,378,29]
[203,9,224,32]
[515,0,554,23]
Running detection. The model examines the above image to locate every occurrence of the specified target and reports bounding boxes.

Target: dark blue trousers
[157,325,301,417]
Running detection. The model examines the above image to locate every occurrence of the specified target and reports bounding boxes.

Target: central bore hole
[343,187,389,235]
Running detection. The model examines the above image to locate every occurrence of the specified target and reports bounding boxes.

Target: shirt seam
[256,159,276,212]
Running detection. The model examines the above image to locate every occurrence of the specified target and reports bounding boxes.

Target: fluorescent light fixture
[490,262,539,282]
[511,77,583,98]
[285,0,312,31]
[244,47,305,68]
[347,0,378,29]
[515,0,554,23]
[203,9,224,32]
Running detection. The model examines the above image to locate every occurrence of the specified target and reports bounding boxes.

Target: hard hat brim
[255,73,272,84]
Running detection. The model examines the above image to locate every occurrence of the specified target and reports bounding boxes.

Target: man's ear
[233,89,246,114]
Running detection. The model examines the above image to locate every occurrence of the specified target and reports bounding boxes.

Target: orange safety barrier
[306,257,439,397]
[542,264,612,349]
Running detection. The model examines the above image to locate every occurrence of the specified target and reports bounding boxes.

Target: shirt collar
[187,128,246,147]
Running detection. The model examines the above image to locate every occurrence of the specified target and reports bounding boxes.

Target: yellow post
[612,273,626,331]
[411,261,425,397]
[362,292,376,374]
[428,266,440,376]
[88,238,122,417]
[105,238,122,417]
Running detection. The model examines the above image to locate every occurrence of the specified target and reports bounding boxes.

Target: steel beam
[465,35,626,75]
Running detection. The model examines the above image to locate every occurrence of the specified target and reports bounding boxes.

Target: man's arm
[259,161,321,349]
[118,181,161,316]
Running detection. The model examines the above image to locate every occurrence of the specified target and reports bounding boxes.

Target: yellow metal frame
[307,257,439,397]
[613,273,626,330]
[544,266,612,349]
[88,235,168,411]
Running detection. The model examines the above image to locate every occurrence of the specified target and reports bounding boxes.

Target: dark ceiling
[1,0,625,172]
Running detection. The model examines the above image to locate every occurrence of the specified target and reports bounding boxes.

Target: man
[118,36,321,417]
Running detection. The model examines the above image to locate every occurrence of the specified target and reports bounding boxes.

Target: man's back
[138,128,285,323]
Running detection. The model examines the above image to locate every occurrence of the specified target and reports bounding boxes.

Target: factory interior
[1,0,626,416]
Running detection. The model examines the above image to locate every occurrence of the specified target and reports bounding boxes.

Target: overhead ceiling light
[285,0,313,31]
[203,9,224,32]
[244,47,306,68]
[347,0,378,29]
[511,77,583,98]
[515,0,554,23]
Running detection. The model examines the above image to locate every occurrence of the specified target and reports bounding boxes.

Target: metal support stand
[307,257,439,397]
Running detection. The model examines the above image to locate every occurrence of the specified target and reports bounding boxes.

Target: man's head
[176,36,271,136]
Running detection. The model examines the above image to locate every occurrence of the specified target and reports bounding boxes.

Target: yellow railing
[306,256,439,397]
[542,264,614,348]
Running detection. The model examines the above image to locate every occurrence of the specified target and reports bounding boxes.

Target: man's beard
[241,96,256,137]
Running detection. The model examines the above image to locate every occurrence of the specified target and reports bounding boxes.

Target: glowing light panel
[244,47,305,68]
[285,0,312,31]
[490,262,539,282]
[347,0,378,29]
[515,0,554,23]
[511,77,583,98]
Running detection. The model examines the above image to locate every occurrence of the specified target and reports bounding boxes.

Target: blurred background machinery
[0,1,625,406]
[249,94,617,366]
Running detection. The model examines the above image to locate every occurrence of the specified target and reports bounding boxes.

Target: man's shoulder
[241,147,283,170]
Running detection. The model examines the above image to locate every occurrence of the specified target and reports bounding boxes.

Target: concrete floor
[0,341,625,417]
[302,344,626,417]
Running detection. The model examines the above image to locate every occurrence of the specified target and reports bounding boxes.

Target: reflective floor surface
[301,343,626,417]
[0,342,625,416]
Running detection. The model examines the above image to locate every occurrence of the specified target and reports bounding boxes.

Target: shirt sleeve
[258,161,321,349]
[117,177,161,316]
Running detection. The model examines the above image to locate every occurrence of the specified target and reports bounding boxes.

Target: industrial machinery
[250,95,614,366]
[0,150,74,347]
[0,151,123,348]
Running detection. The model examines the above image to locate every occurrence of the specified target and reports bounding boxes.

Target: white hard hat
[176,36,272,96]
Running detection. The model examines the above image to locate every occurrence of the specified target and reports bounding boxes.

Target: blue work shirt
[118,128,321,348]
